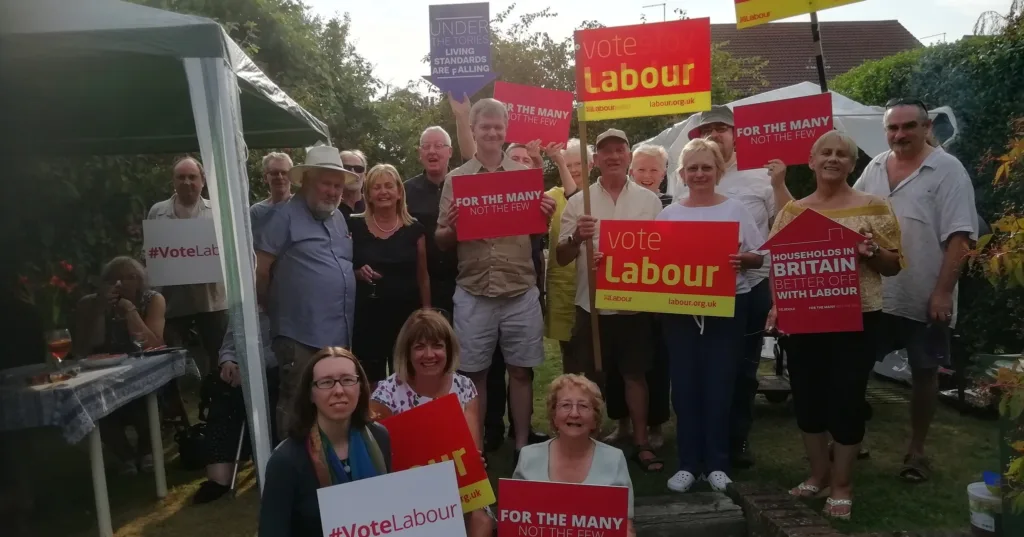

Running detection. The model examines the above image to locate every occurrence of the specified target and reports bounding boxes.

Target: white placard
[317,460,467,537]
[142,219,224,286]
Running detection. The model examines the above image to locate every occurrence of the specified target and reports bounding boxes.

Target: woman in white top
[513,374,635,537]
[369,308,491,537]
[657,139,765,493]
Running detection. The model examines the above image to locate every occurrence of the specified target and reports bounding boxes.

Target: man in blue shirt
[254,145,360,434]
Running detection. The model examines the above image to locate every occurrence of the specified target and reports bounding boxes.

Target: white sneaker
[706,471,733,492]
[667,471,696,493]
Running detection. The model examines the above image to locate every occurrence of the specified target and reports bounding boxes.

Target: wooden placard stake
[576,115,602,372]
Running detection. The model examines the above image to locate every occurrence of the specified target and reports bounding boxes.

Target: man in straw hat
[255,144,362,433]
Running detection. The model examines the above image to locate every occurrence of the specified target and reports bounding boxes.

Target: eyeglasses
[556,401,594,414]
[266,170,289,177]
[313,376,360,390]
[885,97,928,111]
[420,143,450,151]
[343,164,366,174]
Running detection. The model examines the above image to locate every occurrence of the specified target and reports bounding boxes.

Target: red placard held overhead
[497,479,630,537]
[761,209,865,334]
[494,81,574,145]
[451,169,547,241]
[733,93,834,171]
[381,394,494,513]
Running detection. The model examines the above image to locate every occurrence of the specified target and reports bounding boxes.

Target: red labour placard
[493,81,573,145]
[497,479,629,537]
[733,93,833,171]
[451,169,547,241]
[761,209,865,334]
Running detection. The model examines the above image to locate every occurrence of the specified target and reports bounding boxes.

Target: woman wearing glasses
[351,164,430,384]
[512,374,636,537]
[259,347,391,537]
[369,309,492,537]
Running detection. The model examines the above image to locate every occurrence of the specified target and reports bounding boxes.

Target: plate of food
[79,353,131,369]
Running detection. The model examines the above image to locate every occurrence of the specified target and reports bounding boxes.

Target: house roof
[712,20,921,94]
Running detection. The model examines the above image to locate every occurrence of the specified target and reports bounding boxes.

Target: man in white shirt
[687,106,776,469]
[557,128,666,472]
[853,99,977,482]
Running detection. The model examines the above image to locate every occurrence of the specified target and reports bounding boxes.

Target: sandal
[789,480,831,499]
[632,444,664,473]
[899,454,932,483]
[822,497,853,520]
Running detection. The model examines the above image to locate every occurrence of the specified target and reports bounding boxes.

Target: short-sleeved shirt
[437,156,536,298]
[255,196,356,349]
[350,216,425,302]
[250,197,290,238]
[370,372,478,415]
[559,180,664,314]
[147,195,227,317]
[770,199,904,312]
[853,148,978,325]
[405,172,459,285]
[657,197,765,294]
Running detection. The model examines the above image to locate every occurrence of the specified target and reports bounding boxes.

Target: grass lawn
[26,340,999,536]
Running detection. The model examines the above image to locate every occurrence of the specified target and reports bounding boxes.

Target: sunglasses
[343,164,366,174]
[885,97,928,111]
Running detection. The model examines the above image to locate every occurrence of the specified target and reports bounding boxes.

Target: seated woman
[259,347,391,537]
[369,309,492,537]
[513,374,635,537]
[767,131,902,520]
[74,256,166,474]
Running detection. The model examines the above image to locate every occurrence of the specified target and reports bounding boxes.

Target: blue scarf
[310,426,381,486]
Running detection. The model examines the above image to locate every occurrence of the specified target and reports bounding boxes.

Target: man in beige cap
[254,145,361,432]
[556,128,665,472]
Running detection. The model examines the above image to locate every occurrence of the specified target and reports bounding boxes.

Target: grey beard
[310,202,337,220]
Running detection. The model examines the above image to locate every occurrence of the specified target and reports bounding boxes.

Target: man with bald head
[147,156,228,366]
[405,126,459,315]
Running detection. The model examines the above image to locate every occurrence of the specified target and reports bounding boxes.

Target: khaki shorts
[453,286,544,373]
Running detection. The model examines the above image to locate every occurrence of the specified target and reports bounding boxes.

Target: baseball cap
[595,128,629,148]
[688,105,735,140]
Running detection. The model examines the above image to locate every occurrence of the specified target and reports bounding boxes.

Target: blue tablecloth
[0,350,198,443]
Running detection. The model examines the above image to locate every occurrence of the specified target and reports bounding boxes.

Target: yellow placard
[579,91,712,122]
[459,479,496,513]
[735,0,865,29]
[595,290,736,317]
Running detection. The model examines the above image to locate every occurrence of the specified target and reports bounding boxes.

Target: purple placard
[424,2,497,99]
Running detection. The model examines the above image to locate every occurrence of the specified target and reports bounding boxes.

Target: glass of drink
[47,329,73,365]
[131,332,147,357]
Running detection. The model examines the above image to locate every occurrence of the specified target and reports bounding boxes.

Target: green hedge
[832,29,1024,354]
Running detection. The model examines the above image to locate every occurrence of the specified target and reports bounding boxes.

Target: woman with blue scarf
[260,347,392,537]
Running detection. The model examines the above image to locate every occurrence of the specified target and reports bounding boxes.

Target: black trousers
[785,312,881,446]
[729,279,773,448]
[203,367,280,464]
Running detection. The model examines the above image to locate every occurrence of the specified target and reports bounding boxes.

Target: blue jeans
[664,293,749,476]
[730,279,773,448]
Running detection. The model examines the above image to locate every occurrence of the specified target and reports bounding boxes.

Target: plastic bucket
[968,481,1001,536]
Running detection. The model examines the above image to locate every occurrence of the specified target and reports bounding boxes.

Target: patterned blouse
[770,198,904,313]
[370,372,478,415]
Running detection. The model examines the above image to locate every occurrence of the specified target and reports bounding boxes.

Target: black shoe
[484,432,504,452]
[731,441,754,469]
[192,480,231,504]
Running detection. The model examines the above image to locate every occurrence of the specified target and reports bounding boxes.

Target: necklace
[372,215,399,233]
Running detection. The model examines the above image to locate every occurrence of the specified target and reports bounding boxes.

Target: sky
[305,0,1013,90]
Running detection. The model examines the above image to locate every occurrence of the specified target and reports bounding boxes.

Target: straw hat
[288,145,359,186]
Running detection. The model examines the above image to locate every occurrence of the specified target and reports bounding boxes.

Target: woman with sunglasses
[370,309,493,537]
[259,347,391,537]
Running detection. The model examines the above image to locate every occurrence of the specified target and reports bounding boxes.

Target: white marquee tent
[638,82,959,198]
